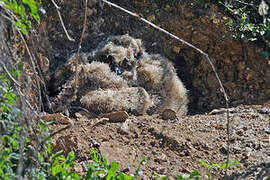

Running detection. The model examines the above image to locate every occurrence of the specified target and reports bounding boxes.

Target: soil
[5,0,270,179]
[50,102,270,179]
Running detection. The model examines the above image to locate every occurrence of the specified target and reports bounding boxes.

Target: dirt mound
[50,103,270,178]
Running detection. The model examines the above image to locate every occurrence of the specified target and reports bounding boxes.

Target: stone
[236,129,244,136]
[100,111,129,123]
[118,121,130,135]
[161,109,177,120]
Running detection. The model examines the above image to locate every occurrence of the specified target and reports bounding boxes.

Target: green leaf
[189,170,201,179]
[221,161,240,170]
[115,173,133,180]
[200,160,210,168]
[82,162,89,171]
[106,162,119,180]
[211,163,220,169]
[22,0,40,21]
[51,164,62,176]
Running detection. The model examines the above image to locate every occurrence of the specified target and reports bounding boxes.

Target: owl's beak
[112,65,124,75]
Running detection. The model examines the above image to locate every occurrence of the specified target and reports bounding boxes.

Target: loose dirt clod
[161,109,177,120]
[100,111,129,123]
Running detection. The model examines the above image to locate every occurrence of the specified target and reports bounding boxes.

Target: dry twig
[101,0,231,175]
[74,0,88,92]
[0,62,21,87]
[50,0,75,41]
[17,30,43,111]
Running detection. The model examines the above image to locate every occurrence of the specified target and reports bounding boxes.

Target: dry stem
[1,62,21,87]
[50,0,75,41]
[74,0,88,92]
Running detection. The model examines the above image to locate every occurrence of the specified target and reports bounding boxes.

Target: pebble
[236,129,244,136]
[263,127,270,134]
[100,111,128,123]
[161,109,177,120]
[219,146,228,155]
[118,120,131,135]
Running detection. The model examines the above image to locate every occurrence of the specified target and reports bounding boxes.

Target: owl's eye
[121,58,131,69]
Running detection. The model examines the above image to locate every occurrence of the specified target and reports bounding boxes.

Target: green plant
[176,171,201,180]
[0,0,41,35]
[200,160,240,180]
[83,149,134,180]
[220,0,269,44]
[31,120,80,180]
[0,67,24,179]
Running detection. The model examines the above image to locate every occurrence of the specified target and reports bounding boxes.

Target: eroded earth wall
[40,0,270,113]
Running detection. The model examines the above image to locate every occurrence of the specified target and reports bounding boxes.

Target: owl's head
[95,34,145,86]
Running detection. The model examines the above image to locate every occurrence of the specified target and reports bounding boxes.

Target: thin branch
[50,0,75,41]
[50,0,60,9]
[2,36,39,117]
[17,30,43,111]
[74,0,88,92]
[0,62,21,87]
[3,9,43,111]
[101,0,231,174]
[44,124,72,143]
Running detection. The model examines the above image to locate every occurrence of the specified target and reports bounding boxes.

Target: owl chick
[51,34,188,117]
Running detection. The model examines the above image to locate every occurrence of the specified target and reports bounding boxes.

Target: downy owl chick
[51,34,188,117]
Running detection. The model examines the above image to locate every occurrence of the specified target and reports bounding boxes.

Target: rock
[219,146,228,155]
[100,111,129,123]
[236,129,244,136]
[156,167,166,174]
[161,109,177,120]
[232,145,242,154]
[118,120,130,135]
[154,153,167,164]
[263,127,270,134]
[89,140,100,149]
